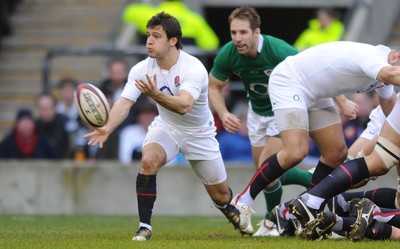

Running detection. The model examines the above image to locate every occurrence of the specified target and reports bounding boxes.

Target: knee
[140,154,161,174]
[323,144,348,166]
[285,148,308,166]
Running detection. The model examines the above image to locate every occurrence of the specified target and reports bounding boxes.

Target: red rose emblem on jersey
[174,76,181,88]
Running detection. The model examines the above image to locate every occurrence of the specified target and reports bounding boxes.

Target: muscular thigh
[309,105,345,156]
[190,157,227,185]
[144,124,180,164]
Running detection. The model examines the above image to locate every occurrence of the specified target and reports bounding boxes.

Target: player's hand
[135,74,159,97]
[83,128,109,149]
[221,113,241,133]
[338,99,359,120]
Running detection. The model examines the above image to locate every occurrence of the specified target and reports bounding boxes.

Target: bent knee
[322,145,348,166]
[140,154,163,174]
[283,148,308,166]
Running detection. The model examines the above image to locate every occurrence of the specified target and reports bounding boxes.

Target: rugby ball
[74,83,110,127]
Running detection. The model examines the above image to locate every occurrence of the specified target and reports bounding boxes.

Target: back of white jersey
[280,41,391,99]
[121,50,214,130]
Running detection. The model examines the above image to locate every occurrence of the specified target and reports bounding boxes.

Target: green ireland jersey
[211,34,297,116]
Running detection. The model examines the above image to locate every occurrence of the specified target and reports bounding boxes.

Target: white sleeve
[121,61,147,102]
[375,84,394,99]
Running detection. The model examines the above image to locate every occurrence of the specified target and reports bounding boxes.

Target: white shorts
[247,105,279,147]
[269,67,340,131]
[269,69,335,112]
[360,105,385,140]
[143,117,226,185]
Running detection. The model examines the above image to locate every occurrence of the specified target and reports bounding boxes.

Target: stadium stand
[0,0,127,139]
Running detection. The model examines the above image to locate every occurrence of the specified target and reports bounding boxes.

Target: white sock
[303,193,325,210]
[139,222,152,231]
[235,189,254,206]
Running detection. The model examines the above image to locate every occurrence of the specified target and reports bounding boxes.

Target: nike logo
[314,222,335,236]
[299,200,315,223]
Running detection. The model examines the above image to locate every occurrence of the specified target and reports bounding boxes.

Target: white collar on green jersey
[257,35,264,54]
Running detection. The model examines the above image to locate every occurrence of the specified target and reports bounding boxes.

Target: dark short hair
[147,11,182,49]
[228,6,261,31]
[57,77,78,89]
[16,109,33,122]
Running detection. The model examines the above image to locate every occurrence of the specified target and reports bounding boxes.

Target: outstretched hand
[83,128,109,149]
[222,112,241,133]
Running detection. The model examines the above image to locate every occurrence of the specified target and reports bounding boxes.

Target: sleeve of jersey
[375,84,394,99]
[358,49,391,80]
[179,65,207,101]
[120,65,143,102]
[210,45,231,81]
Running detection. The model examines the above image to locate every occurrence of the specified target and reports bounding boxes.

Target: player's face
[230,19,260,56]
[146,26,176,59]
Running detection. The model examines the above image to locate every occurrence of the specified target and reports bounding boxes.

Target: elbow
[177,105,191,115]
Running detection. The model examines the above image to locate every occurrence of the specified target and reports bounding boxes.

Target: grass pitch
[0,215,398,249]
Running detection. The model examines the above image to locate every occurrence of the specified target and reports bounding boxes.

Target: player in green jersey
[208,6,358,237]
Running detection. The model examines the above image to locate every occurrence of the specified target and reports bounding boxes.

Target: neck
[156,49,180,70]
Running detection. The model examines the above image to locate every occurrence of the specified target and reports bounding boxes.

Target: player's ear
[169,37,178,47]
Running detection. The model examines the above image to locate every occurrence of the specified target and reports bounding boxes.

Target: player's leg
[290,117,400,239]
[133,125,180,241]
[308,105,347,188]
[246,111,284,236]
[184,130,253,235]
[234,108,310,212]
[190,158,253,235]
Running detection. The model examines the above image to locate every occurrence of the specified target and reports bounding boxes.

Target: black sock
[136,173,157,226]
[365,222,393,240]
[342,217,356,232]
[310,160,335,187]
[249,154,286,200]
[308,158,370,199]
[377,207,400,228]
[342,188,397,209]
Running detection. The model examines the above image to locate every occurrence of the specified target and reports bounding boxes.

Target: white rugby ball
[74,83,110,127]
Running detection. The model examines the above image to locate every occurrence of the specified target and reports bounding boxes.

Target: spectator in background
[55,78,79,134]
[0,109,55,159]
[35,94,70,158]
[100,58,129,104]
[293,8,344,51]
[217,101,252,163]
[122,0,219,51]
[119,98,158,165]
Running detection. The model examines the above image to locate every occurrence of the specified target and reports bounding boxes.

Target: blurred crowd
[0,2,380,167]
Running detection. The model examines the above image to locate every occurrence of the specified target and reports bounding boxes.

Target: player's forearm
[103,98,133,134]
[208,86,229,119]
[151,91,192,115]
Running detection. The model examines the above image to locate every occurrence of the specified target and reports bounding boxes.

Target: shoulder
[180,51,207,73]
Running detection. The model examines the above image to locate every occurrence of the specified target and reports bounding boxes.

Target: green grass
[0,215,398,249]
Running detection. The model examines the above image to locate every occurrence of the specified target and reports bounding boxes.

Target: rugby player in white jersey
[84,12,250,241]
[230,41,400,240]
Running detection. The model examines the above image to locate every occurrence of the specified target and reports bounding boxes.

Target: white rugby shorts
[247,105,279,147]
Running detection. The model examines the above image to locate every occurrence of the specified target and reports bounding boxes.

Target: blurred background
[0,0,399,215]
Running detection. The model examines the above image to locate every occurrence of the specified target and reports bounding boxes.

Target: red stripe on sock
[371,189,378,202]
[235,162,271,204]
[339,164,353,186]
[137,193,157,197]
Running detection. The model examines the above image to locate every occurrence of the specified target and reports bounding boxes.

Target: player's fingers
[83,131,95,139]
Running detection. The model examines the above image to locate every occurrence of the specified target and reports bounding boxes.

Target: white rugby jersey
[121,50,213,129]
[279,41,392,99]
